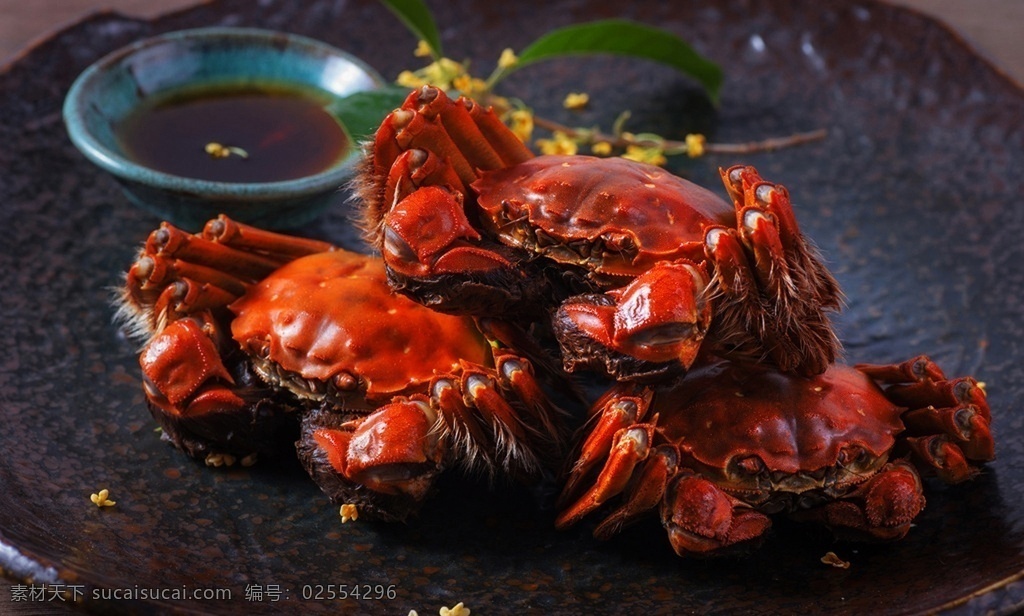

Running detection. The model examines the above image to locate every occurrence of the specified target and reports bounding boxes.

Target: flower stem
[528,112,826,155]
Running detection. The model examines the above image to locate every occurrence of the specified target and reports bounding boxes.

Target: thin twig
[529,112,827,155]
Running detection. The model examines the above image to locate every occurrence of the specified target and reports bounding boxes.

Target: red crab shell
[122,217,570,522]
[363,86,844,381]
[473,155,735,279]
[230,250,489,404]
[556,355,994,555]
[656,361,902,495]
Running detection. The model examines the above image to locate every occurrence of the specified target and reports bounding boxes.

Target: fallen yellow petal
[90,489,115,507]
[439,602,470,616]
[563,92,590,110]
[340,503,359,523]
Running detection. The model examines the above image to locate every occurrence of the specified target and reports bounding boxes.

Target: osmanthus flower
[536,131,578,155]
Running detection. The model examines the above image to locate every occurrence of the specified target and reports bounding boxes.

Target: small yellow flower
[622,144,667,167]
[591,141,613,156]
[340,503,359,523]
[90,489,115,508]
[507,109,534,143]
[497,48,518,70]
[396,70,428,88]
[204,452,236,467]
[685,133,706,158]
[414,40,433,58]
[439,603,470,616]
[536,131,579,156]
[452,75,489,98]
[563,92,590,110]
[204,142,248,159]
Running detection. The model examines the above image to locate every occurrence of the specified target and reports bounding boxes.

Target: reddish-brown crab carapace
[119,216,567,521]
[554,356,993,556]
[359,85,843,382]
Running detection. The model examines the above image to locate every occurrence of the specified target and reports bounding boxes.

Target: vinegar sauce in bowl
[116,82,350,184]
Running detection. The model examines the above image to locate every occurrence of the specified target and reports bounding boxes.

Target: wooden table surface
[1,0,1023,86]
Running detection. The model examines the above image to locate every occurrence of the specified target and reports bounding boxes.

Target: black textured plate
[2,1,1023,614]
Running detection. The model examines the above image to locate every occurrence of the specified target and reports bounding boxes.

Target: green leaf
[328,86,411,142]
[506,19,722,103]
[377,0,444,59]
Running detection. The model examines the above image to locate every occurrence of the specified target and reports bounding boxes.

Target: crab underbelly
[710,452,892,514]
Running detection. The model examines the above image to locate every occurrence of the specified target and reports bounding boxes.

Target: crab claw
[553,261,712,381]
[798,460,926,542]
[299,398,445,522]
[139,316,294,460]
[661,473,772,557]
[140,317,237,410]
[382,184,515,279]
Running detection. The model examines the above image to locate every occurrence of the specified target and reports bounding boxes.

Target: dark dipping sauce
[116,84,349,183]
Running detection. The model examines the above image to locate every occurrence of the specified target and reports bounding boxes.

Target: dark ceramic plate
[2,1,1023,614]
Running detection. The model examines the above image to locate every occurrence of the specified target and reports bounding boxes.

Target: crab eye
[837,445,866,467]
[333,371,358,391]
[736,455,765,475]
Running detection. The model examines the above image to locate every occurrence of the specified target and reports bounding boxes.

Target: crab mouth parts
[497,214,639,275]
[250,355,373,411]
[720,456,889,511]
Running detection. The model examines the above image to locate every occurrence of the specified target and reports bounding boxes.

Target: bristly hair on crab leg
[702,165,844,376]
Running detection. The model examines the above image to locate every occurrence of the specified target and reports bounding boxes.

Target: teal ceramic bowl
[63,27,385,230]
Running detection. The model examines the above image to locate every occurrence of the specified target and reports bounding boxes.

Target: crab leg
[704,166,842,377]
[855,355,947,383]
[494,352,567,444]
[558,392,649,504]
[555,424,654,530]
[592,445,678,540]
[428,352,567,476]
[202,215,334,258]
[124,216,340,335]
[856,356,994,483]
[145,223,283,280]
[370,85,531,206]
[432,376,496,469]
[464,98,534,165]
[410,87,507,173]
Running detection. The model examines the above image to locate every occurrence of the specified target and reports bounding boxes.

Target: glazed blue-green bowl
[63,27,385,230]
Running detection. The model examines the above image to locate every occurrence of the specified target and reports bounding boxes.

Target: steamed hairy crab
[118,216,566,521]
[554,356,994,556]
[359,86,842,381]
